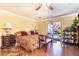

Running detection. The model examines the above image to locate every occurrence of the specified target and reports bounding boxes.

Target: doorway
[47,21,61,41]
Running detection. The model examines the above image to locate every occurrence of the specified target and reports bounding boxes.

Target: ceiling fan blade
[48,6,53,10]
[36,4,42,10]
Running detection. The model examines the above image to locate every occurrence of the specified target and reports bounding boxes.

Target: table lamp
[3,22,12,35]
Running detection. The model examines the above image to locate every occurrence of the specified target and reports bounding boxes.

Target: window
[48,23,53,34]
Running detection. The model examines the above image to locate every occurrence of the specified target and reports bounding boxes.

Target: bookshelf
[63,27,77,44]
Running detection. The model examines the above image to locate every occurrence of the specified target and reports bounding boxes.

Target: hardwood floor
[0,41,79,56]
[47,41,79,56]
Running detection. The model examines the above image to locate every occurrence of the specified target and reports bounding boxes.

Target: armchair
[39,34,53,52]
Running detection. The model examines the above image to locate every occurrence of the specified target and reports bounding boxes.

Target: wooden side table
[1,34,16,48]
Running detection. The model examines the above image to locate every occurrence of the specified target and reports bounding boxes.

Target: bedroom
[0,3,79,56]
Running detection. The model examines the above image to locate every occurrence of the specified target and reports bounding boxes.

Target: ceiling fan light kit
[35,4,42,10]
[35,3,53,11]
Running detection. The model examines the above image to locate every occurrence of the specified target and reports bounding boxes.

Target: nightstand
[1,34,16,48]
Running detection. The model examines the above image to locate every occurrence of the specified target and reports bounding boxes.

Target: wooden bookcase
[63,27,78,44]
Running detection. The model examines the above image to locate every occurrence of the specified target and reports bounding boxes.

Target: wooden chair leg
[51,40,53,45]
[39,41,41,49]
[45,44,48,52]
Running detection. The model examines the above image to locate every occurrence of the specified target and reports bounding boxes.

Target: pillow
[20,31,28,36]
[15,32,21,36]
[27,32,31,35]
[35,32,38,34]
[30,31,35,35]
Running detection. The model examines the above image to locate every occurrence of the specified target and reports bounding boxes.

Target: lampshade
[35,26,38,30]
[3,22,12,29]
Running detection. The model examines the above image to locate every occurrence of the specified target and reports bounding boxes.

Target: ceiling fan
[35,3,53,11]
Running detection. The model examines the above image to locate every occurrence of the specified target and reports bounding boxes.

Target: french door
[47,21,61,41]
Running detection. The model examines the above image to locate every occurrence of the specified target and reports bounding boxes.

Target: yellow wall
[0,10,36,46]
[60,16,76,31]
[37,15,76,35]
[0,11,36,34]
[37,21,48,35]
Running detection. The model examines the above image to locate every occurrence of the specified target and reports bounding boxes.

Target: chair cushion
[41,38,52,44]
[46,38,52,43]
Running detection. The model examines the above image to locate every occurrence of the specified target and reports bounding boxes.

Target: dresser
[1,34,16,48]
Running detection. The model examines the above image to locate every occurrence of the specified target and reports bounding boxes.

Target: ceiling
[0,3,79,21]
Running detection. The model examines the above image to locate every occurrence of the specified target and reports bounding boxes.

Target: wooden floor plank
[0,41,79,56]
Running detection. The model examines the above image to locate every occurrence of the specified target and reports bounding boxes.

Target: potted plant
[71,18,78,32]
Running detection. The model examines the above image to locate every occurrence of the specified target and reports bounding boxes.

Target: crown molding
[0,9,37,22]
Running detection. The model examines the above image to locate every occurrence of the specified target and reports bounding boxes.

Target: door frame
[47,20,62,41]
